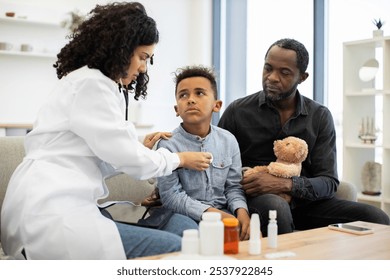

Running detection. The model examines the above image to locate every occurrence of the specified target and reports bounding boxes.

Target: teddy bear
[244,136,308,178]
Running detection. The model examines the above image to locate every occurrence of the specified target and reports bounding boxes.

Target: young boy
[156,65,250,240]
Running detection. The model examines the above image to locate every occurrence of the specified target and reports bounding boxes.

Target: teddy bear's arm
[267,162,301,178]
[243,165,269,176]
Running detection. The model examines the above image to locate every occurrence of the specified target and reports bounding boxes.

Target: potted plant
[372,18,385,37]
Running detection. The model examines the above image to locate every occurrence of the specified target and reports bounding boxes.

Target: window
[246,0,314,98]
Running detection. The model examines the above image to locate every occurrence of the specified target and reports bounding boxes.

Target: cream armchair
[0,136,155,259]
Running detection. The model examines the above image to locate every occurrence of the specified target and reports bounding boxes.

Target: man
[218,38,389,236]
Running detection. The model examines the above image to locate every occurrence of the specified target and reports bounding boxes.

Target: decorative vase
[361,161,381,195]
[373,29,384,37]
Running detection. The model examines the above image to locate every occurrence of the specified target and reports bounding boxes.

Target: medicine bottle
[199,212,224,256]
[181,229,199,255]
[222,218,239,254]
[267,210,278,248]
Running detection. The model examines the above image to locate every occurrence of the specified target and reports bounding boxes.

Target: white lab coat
[0,66,179,259]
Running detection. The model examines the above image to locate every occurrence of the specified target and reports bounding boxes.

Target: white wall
[0,0,212,133]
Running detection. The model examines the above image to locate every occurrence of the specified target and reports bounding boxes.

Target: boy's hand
[205,208,235,220]
[236,208,251,241]
[141,188,162,207]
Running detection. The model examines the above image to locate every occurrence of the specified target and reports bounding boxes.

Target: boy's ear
[174,105,179,117]
[213,100,222,113]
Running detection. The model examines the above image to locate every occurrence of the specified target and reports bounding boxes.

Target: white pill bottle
[199,212,224,256]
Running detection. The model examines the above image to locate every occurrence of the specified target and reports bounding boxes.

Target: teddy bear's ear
[295,140,308,161]
[272,139,280,153]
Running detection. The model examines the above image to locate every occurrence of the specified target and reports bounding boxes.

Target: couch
[0,136,357,259]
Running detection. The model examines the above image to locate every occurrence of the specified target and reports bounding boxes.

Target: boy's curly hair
[53,2,159,100]
[174,65,218,99]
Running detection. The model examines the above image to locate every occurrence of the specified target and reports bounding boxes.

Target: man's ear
[213,100,223,113]
[174,105,179,117]
[299,72,309,84]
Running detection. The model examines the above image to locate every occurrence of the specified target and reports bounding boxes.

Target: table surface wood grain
[134,221,390,260]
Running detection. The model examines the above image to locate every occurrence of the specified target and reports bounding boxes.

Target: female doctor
[0,2,212,260]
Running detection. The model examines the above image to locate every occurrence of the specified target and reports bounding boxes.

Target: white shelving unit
[0,15,61,27]
[0,16,64,57]
[0,15,67,126]
[342,36,390,216]
[0,49,56,59]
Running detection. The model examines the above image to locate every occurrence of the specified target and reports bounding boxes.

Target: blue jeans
[247,194,390,237]
[115,213,198,259]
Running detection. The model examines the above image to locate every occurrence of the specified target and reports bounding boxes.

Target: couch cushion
[0,136,26,227]
[99,174,156,223]
[0,136,26,259]
[102,174,155,204]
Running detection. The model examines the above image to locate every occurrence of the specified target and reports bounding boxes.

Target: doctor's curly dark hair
[53,2,159,100]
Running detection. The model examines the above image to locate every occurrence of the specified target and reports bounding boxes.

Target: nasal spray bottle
[267,210,278,248]
[248,213,261,255]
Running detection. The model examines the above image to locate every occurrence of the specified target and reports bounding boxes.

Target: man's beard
[264,82,299,102]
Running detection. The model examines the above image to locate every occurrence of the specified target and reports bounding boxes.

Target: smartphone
[328,223,373,235]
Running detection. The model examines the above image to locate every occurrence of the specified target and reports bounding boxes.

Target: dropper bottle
[267,210,278,248]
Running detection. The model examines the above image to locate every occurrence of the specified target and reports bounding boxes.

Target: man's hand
[241,172,293,200]
[278,193,292,203]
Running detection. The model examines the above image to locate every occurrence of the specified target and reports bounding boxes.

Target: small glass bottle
[222,217,239,254]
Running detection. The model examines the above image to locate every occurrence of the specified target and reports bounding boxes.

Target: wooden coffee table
[136,221,390,260]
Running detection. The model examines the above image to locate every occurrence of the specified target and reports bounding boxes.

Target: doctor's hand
[177,152,213,171]
[143,132,172,149]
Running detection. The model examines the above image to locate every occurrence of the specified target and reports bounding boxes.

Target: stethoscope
[117,78,133,121]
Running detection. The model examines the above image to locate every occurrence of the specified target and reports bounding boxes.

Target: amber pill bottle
[223,217,239,254]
